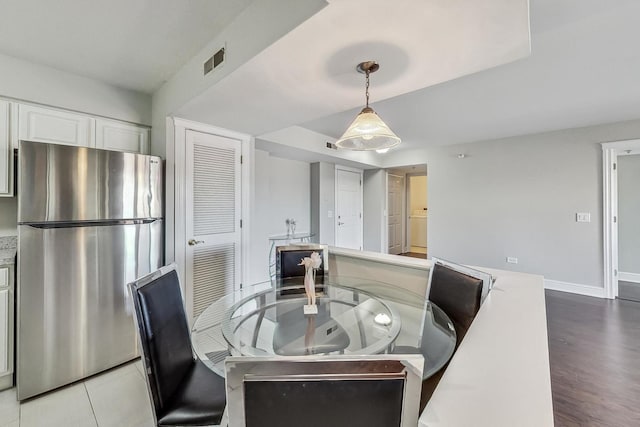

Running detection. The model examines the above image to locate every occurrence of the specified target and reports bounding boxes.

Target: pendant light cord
[365,70,370,108]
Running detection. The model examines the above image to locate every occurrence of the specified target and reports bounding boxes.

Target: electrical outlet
[506,257,518,264]
[576,212,591,223]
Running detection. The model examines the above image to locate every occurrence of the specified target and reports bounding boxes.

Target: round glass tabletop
[192,275,456,380]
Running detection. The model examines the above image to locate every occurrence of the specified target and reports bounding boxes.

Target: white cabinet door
[184,130,242,321]
[0,101,11,196]
[95,119,150,154]
[0,287,8,375]
[19,104,94,148]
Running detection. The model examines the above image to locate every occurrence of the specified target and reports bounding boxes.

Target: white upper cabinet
[95,119,149,154]
[0,101,11,197]
[0,101,150,197]
[19,104,95,148]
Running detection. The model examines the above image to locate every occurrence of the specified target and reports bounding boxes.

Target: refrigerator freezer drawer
[17,220,163,400]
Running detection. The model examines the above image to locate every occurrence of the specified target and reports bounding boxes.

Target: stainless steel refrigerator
[17,141,163,400]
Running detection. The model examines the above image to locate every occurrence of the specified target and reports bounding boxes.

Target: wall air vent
[204,45,225,76]
[326,142,338,150]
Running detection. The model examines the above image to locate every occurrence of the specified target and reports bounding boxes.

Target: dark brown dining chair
[275,244,328,294]
[417,258,488,409]
[129,264,227,426]
[275,244,329,279]
[427,260,485,346]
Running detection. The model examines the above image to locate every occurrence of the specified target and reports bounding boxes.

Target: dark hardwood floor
[399,252,427,259]
[546,290,640,426]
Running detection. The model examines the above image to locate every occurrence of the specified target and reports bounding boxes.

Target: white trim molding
[544,279,606,298]
[619,272,640,283]
[602,139,640,299]
[166,116,252,294]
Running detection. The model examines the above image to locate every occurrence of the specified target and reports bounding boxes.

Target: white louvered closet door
[185,130,242,321]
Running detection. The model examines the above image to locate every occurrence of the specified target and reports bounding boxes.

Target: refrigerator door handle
[22,219,161,229]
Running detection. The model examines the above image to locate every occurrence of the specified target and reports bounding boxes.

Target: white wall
[250,150,311,283]
[0,52,150,124]
[618,154,640,274]
[425,119,640,290]
[151,0,326,158]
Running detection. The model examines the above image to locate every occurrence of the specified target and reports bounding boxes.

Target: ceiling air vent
[326,142,338,150]
[204,45,225,76]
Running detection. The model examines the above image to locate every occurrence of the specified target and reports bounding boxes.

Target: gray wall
[425,119,640,288]
[363,169,386,252]
[618,154,640,274]
[310,162,335,246]
[250,149,311,283]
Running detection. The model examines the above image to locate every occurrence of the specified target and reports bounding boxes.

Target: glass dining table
[191,275,456,380]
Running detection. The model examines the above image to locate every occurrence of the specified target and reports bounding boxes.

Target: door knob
[188,239,204,246]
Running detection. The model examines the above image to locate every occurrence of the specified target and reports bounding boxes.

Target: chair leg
[420,369,445,412]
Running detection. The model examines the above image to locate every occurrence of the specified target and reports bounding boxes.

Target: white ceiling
[0,0,253,93]
[176,0,530,137]
[302,0,640,150]
[1,0,636,155]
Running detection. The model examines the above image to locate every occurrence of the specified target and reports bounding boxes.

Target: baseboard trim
[544,279,606,298]
[619,272,640,283]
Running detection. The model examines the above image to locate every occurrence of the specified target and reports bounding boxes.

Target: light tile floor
[0,360,154,427]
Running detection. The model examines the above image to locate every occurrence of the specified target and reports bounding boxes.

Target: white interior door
[335,167,363,250]
[185,130,242,321]
[388,174,404,255]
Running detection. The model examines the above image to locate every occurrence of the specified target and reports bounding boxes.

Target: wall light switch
[506,257,518,264]
[327,210,333,218]
[576,213,591,223]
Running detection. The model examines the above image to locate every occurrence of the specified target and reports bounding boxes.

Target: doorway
[617,152,640,302]
[169,118,251,323]
[407,174,427,256]
[602,139,640,300]
[385,165,427,259]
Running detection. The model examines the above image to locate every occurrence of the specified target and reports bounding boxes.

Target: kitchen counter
[0,236,17,265]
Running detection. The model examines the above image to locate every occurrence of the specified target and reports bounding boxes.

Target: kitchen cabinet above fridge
[0,99,151,197]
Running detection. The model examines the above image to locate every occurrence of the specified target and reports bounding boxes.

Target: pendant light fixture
[335,61,401,151]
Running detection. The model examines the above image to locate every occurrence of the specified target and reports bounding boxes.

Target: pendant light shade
[335,61,401,151]
[335,107,401,150]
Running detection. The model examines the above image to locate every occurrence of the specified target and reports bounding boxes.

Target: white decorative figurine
[299,251,322,314]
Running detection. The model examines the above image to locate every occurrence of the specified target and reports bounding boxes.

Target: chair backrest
[275,244,329,279]
[426,260,485,345]
[225,354,424,427]
[429,257,494,303]
[128,264,195,419]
